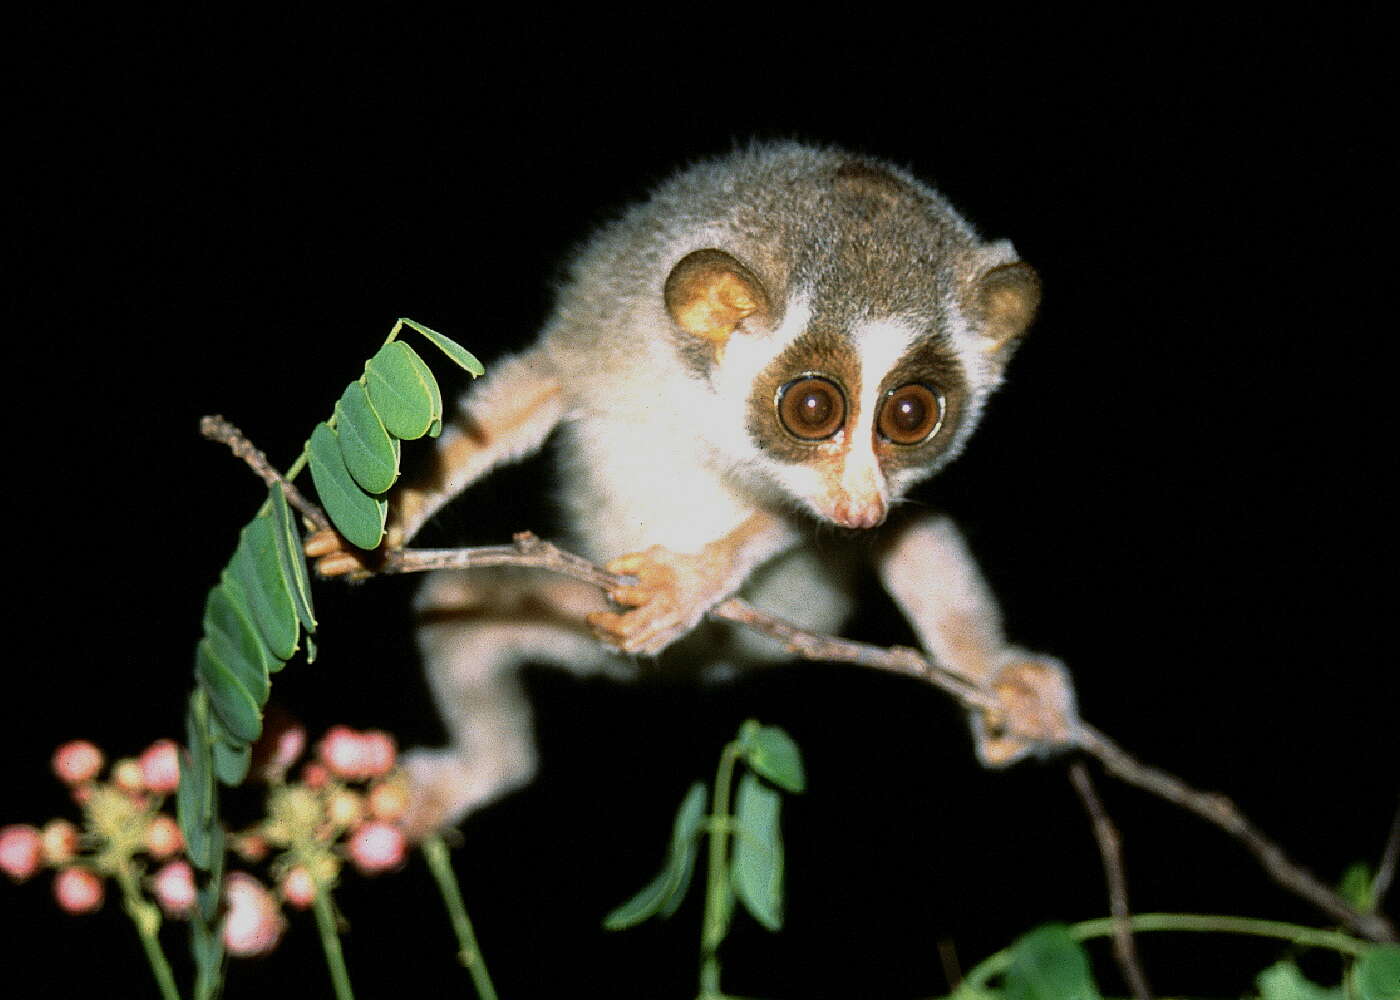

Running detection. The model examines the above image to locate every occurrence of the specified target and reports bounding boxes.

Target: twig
[1372,798,1400,913]
[1080,725,1395,942]
[199,416,330,533]
[1069,761,1152,999]
[203,414,1398,944]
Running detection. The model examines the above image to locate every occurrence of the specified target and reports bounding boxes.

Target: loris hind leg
[877,514,1081,765]
[403,567,618,838]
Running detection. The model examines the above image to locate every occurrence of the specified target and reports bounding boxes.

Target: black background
[7,14,1396,999]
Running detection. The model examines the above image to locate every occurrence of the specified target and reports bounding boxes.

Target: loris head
[660,147,1040,529]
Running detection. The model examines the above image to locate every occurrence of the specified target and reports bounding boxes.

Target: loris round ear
[974,261,1041,356]
[664,249,769,361]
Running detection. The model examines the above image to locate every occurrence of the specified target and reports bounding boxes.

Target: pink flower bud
[347,821,406,875]
[222,872,285,957]
[153,860,196,917]
[111,758,145,795]
[139,740,181,794]
[0,825,42,881]
[232,833,269,863]
[144,815,184,859]
[40,820,80,865]
[260,724,307,782]
[279,865,317,909]
[54,867,104,913]
[317,725,369,780]
[300,761,330,790]
[359,731,397,778]
[52,741,104,785]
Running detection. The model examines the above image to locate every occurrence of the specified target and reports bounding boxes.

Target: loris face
[703,290,982,530]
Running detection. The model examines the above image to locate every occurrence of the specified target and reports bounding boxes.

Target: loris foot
[972,652,1082,766]
[587,545,727,655]
[303,527,391,579]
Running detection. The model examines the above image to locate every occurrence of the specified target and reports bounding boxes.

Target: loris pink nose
[830,494,887,529]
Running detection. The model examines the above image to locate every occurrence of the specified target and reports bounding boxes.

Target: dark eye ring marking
[876,383,945,445]
[775,373,847,441]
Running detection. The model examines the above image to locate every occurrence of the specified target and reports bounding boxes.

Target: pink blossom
[139,740,181,794]
[358,730,397,778]
[317,725,369,780]
[222,872,285,957]
[52,740,104,785]
[54,867,104,913]
[144,815,184,859]
[153,860,196,917]
[279,865,317,909]
[347,821,406,875]
[0,824,42,881]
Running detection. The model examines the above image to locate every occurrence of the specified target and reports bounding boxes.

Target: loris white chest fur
[313,142,1076,836]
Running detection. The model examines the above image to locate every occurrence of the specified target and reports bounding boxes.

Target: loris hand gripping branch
[309,143,1080,835]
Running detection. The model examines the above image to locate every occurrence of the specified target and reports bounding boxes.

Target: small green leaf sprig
[179,319,482,999]
[604,720,805,1000]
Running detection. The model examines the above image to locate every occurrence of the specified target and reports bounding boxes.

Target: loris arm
[878,514,1081,765]
[588,510,801,655]
[309,351,565,575]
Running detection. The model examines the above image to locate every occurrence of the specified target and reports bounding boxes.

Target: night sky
[8,17,1395,999]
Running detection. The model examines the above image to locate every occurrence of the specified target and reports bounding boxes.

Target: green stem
[700,741,743,1000]
[310,879,355,1000]
[962,912,1376,989]
[422,834,498,1000]
[114,862,184,1000]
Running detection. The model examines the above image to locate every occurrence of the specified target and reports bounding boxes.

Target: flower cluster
[2,738,188,917]
[2,723,411,960]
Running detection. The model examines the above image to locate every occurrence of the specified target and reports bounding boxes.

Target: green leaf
[739,721,805,793]
[1003,924,1101,1000]
[732,772,784,931]
[1353,945,1400,1000]
[335,380,400,493]
[604,782,708,930]
[364,340,439,440]
[179,692,216,869]
[603,866,679,931]
[203,583,270,703]
[195,639,262,743]
[268,482,316,634]
[1257,961,1344,999]
[210,713,251,786]
[307,421,388,550]
[232,516,300,661]
[400,317,485,376]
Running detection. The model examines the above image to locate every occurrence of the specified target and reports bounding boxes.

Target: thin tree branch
[1371,799,1400,914]
[202,414,1399,944]
[1069,761,1152,1000]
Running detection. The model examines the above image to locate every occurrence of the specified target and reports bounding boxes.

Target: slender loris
[309,142,1078,834]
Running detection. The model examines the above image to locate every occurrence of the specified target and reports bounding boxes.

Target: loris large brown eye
[776,375,846,441]
[877,383,944,445]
